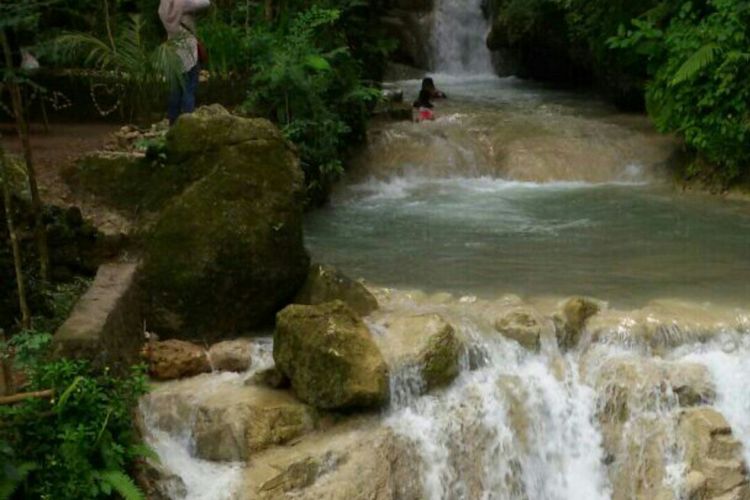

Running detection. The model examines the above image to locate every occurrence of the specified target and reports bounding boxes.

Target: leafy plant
[53,13,184,123]
[0,333,150,499]
[610,0,750,184]
[242,6,381,202]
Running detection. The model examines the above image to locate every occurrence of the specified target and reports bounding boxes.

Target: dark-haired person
[159,0,211,124]
[422,77,447,99]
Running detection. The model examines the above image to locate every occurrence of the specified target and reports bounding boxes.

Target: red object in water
[418,108,435,121]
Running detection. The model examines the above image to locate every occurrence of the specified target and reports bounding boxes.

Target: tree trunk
[0,29,50,283]
[0,330,16,397]
[0,147,31,332]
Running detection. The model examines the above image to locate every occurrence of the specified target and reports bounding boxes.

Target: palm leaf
[671,43,720,86]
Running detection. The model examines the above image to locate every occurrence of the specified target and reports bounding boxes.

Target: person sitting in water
[422,77,447,99]
[413,89,435,122]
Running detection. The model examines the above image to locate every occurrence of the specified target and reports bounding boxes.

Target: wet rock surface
[240,419,423,499]
[294,264,379,317]
[141,339,211,380]
[274,301,390,410]
[494,306,551,352]
[209,339,253,373]
[374,312,463,391]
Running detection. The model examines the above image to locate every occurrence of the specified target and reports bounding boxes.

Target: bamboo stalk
[0,389,54,406]
[0,29,50,283]
[0,147,31,331]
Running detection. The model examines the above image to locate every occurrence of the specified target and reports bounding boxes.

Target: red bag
[197,38,209,65]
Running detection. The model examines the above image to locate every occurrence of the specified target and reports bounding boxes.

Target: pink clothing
[418,107,435,122]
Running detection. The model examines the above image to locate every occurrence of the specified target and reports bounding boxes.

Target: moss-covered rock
[494,307,547,351]
[374,313,463,392]
[555,297,601,350]
[141,107,309,339]
[294,264,379,317]
[274,301,389,410]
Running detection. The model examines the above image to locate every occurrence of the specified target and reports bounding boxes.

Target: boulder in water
[679,407,750,499]
[241,419,423,499]
[555,297,601,350]
[294,264,379,317]
[208,339,253,372]
[274,301,390,410]
[192,385,318,461]
[141,339,211,380]
[494,307,549,351]
[142,106,310,339]
[375,313,463,391]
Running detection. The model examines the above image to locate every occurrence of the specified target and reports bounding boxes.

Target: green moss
[274,301,389,410]
[420,324,461,390]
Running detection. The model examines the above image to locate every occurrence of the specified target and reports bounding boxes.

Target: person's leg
[167,72,186,125]
[181,64,200,115]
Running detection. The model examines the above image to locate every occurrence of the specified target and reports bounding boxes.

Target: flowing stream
[140,5,750,500]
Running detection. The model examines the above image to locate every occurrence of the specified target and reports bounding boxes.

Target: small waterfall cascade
[431,0,495,74]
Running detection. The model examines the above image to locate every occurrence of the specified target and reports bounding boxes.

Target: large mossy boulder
[141,106,310,339]
[294,264,379,317]
[274,301,390,410]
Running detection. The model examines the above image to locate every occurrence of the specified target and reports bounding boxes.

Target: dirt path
[0,122,134,234]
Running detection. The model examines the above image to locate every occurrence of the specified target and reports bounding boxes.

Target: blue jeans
[168,64,200,125]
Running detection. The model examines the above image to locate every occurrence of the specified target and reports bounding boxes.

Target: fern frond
[671,43,720,85]
[129,443,161,463]
[97,470,144,500]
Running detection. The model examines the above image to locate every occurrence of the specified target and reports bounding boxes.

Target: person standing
[159,0,210,124]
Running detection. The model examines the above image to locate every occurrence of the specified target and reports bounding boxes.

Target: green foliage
[490,0,750,183]
[0,333,149,499]
[611,0,750,183]
[241,5,381,202]
[53,14,184,122]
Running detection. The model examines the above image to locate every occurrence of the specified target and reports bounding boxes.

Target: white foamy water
[386,319,611,500]
[139,340,276,500]
[676,332,750,467]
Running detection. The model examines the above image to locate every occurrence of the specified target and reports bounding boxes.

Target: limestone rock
[141,339,210,380]
[375,313,462,391]
[667,363,716,407]
[142,106,310,339]
[679,407,750,499]
[208,339,253,372]
[246,366,289,390]
[274,301,389,410]
[494,307,547,351]
[295,264,379,317]
[555,297,601,350]
[133,458,187,500]
[192,385,317,462]
[144,380,317,462]
[241,419,423,499]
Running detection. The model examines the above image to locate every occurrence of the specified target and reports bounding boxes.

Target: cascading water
[430,0,495,74]
[139,27,750,500]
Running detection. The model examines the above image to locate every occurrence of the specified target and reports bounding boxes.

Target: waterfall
[431,0,494,74]
[385,316,612,500]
